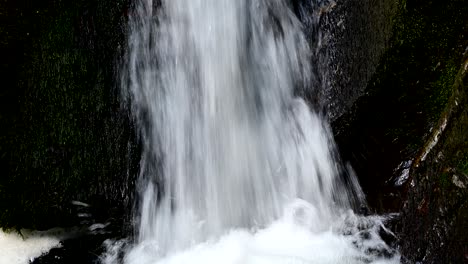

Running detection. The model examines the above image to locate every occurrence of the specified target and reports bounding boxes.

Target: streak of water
[120,0,399,263]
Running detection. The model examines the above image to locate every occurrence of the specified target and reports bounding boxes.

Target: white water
[0,230,61,264]
[121,0,400,263]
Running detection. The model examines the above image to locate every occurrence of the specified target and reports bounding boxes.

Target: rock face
[399,57,468,264]
[294,0,399,120]
[332,0,468,213]
[0,0,138,230]
[326,0,468,262]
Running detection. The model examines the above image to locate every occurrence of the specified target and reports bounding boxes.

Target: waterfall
[118,0,400,263]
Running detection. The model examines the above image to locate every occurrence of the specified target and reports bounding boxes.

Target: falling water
[119,0,400,263]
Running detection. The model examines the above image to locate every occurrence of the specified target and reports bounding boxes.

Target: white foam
[123,204,400,264]
[0,230,61,264]
[124,221,400,264]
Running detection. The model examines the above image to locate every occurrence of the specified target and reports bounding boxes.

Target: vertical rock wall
[295,0,400,120]
[0,0,138,230]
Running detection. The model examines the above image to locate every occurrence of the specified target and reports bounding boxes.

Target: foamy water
[0,230,61,264]
[118,0,401,263]
[102,201,399,264]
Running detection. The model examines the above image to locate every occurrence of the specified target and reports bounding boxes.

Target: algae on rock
[400,56,468,264]
[333,0,468,213]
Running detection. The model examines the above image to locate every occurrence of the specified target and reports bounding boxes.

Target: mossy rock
[399,57,468,263]
[0,0,138,231]
[333,0,468,212]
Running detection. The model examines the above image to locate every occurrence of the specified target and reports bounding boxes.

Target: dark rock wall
[333,0,468,213]
[326,0,468,262]
[295,0,399,120]
[0,0,138,230]
[399,57,468,264]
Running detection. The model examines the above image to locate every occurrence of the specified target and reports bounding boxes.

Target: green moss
[438,172,452,189]
[457,153,468,175]
[364,0,467,154]
[400,55,468,262]
[332,0,468,212]
[426,60,458,123]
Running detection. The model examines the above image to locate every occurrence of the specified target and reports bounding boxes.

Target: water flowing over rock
[121,0,399,263]
[6,0,467,262]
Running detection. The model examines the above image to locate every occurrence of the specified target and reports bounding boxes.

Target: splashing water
[120,0,400,263]
[0,229,61,264]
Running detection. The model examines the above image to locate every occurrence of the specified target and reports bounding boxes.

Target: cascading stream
[118,0,400,263]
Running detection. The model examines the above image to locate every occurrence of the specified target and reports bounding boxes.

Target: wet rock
[0,0,138,230]
[31,226,126,264]
[332,0,468,214]
[294,0,399,120]
[399,57,468,263]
